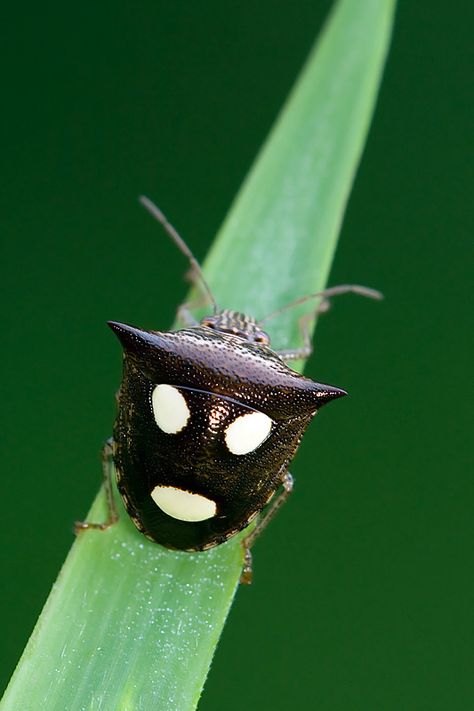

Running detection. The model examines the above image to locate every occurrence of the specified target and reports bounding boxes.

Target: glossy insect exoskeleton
[77,196,381,582]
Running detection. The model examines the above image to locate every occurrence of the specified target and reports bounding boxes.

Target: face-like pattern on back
[109,321,345,551]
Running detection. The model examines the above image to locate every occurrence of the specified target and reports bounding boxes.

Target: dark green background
[1,2,473,709]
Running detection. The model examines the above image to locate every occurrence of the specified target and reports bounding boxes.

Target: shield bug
[76,196,381,583]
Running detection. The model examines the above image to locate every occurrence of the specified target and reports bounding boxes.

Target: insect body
[77,196,381,582]
[109,315,344,552]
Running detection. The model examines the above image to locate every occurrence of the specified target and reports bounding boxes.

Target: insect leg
[176,265,217,327]
[74,438,119,533]
[274,284,382,362]
[276,307,327,362]
[176,302,200,327]
[240,471,294,584]
[176,285,214,327]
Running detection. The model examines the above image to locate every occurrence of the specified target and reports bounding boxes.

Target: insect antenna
[259,284,383,324]
[138,195,219,314]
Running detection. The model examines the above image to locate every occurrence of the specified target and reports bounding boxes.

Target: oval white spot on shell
[152,384,190,434]
[224,411,272,455]
[151,485,216,522]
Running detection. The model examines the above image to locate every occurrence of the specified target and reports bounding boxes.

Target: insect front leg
[176,302,200,327]
[176,285,214,327]
[276,313,315,363]
[240,471,294,585]
[74,437,119,534]
[275,283,383,363]
[276,300,331,363]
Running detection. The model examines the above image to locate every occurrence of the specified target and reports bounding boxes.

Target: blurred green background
[1,2,473,709]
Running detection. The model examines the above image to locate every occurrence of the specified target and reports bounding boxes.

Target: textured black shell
[109,321,345,551]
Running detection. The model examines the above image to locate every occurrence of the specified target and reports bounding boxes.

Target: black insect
[77,197,381,583]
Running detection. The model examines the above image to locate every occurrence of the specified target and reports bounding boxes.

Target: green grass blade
[207,0,395,350]
[0,2,395,709]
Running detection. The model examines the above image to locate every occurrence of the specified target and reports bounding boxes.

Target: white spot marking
[151,486,216,522]
[152,384,190,434]
[224,411,272,455]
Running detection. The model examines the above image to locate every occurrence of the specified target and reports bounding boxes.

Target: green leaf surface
[0,2,395,709]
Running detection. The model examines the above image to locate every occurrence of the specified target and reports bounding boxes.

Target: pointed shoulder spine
[108,321,168,353]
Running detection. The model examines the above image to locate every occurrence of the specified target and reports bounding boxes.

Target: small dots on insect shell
[151,485,217,522]
[224,410,273,455]
[152,384,190,434]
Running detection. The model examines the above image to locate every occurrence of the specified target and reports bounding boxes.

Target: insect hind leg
[74,438,119,534]
[240,472,294,585]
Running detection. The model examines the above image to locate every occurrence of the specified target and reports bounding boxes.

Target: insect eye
[202,320,215,328]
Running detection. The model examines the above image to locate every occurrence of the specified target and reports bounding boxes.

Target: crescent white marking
[224,411,272,455]
[152,384,190,434]
[151,485,216,522]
